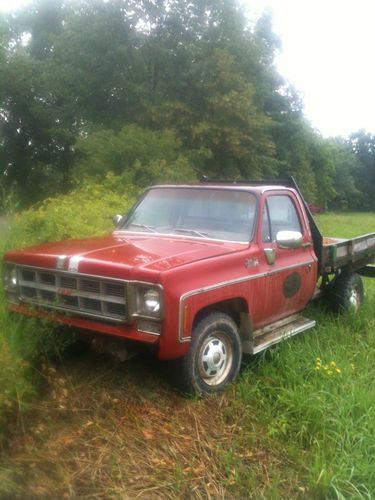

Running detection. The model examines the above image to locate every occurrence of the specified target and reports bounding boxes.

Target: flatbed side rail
[322,232,375,272]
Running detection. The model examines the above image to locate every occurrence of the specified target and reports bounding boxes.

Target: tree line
[0,0,374,211]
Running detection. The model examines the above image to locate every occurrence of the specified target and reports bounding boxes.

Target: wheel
[327,271,364,313]
[178,312,242,395]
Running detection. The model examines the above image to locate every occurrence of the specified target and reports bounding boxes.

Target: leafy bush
[4,173,136,250]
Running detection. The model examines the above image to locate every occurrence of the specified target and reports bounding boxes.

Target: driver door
[255,191,317,327]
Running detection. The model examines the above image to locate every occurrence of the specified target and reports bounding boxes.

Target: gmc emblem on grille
[58,288,73,296]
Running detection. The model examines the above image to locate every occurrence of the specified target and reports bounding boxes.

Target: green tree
[328,138,361,210]
[0,0,356,210]
[0,2,77,202]
[309,136,336,209]
[349,130,375,210]
[74,124,197,187]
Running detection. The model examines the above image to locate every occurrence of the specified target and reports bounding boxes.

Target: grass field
[316,211,375,238]
[0,212,374,498]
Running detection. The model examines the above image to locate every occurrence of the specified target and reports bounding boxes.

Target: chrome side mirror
[113,214,123,227]
[276,231,303,249]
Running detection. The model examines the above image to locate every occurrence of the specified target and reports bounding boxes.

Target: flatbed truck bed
[321,233,375,275]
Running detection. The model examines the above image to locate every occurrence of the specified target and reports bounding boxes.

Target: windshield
[119,188,257,243]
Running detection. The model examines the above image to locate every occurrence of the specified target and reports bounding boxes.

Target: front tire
[327,271,364,313]
[178,312,242,395]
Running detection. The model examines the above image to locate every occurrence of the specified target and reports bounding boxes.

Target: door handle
[264,248,276,265]
[305,263,312,274]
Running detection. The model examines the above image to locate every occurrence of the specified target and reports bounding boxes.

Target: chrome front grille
[60,276,76,289]
[18,267,127,322]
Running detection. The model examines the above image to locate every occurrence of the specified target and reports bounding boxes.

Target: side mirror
[276,230,303,249]
[113,214,123,227]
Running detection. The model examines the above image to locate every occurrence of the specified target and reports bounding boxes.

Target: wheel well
[192,298,252,340]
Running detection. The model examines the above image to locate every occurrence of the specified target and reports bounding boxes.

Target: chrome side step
[243,314,316,355]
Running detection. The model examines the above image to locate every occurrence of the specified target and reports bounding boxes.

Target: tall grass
[230,286,375,497]
[0,310,46,431]
[0,220,46,436]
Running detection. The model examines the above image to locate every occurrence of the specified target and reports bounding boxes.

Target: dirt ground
[0,350,278,499]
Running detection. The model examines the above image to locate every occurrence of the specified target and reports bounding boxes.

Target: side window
[262,195,302,242]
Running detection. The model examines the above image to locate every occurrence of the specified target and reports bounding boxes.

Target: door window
[262,195,302,242]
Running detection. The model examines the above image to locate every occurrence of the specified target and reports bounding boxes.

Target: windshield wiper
[127,223,157,233]
[174,228,209,238]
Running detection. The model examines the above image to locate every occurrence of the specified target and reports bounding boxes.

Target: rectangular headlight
[2,263,19,304]
[133,284,163,320]
[3,263,18,290]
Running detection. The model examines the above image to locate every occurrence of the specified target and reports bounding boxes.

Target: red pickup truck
[3,178,375,394]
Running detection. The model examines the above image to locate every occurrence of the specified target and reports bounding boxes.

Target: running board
[243,314,316,355]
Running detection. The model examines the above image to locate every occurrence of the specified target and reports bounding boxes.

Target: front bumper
[9,303,161,344]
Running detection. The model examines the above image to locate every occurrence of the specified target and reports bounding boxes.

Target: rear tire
[327,271,364,313]
[178,312,242,395]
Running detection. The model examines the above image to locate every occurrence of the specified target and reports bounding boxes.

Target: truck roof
[149,183,293,194]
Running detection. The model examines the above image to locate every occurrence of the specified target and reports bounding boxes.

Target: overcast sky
[1,0,375,138]
[242,0,375,138]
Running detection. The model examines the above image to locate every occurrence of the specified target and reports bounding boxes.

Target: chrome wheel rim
[198,332,233,386]
[349,287,360,309]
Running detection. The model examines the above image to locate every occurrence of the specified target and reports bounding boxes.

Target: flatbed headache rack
[200,176,324,268]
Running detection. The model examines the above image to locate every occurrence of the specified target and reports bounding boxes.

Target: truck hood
[5,233,244,278]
